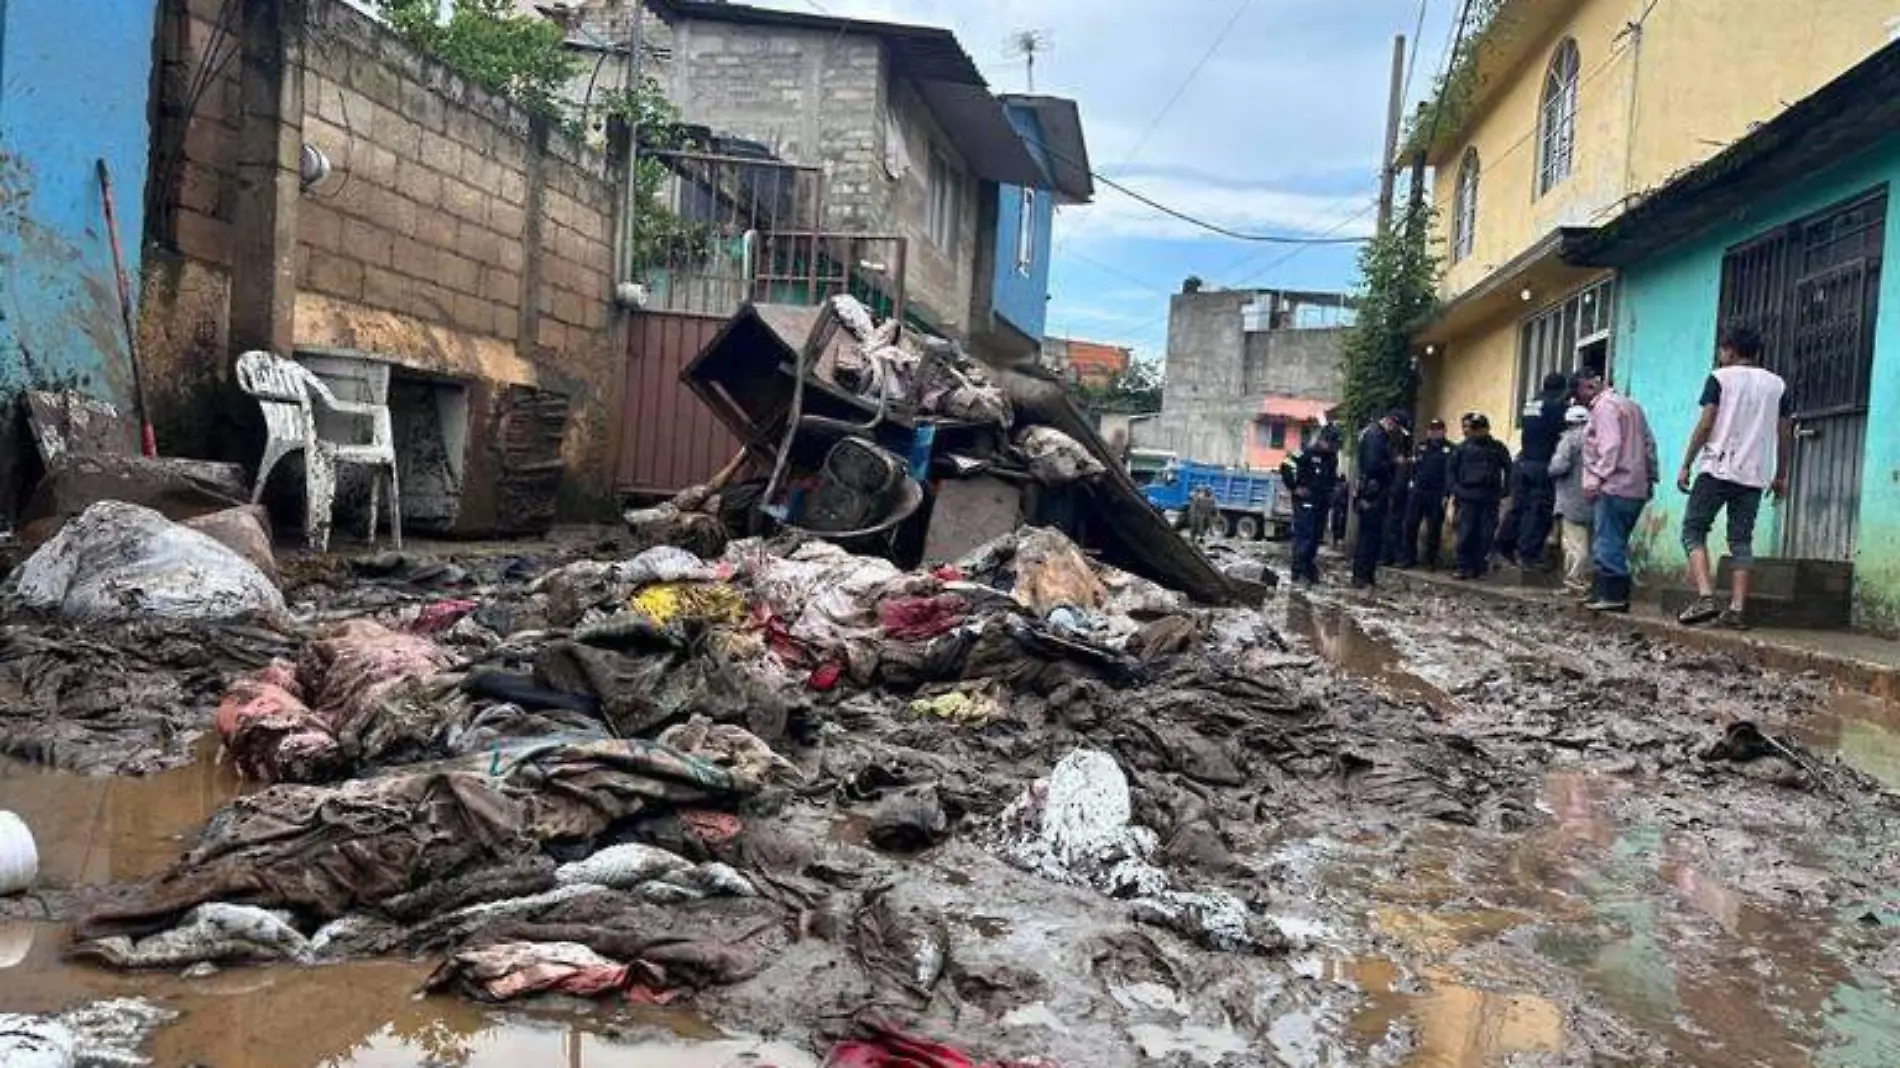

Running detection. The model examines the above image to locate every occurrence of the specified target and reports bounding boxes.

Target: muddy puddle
[0,925,814,1066]
[1279,597,1463,717]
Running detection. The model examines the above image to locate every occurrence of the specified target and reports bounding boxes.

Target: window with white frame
[926,147,960,252]
[1016,188,1038,275]
[1451,147,1480,263]
[1537,38,1580,197]
[1515,278,1615,424]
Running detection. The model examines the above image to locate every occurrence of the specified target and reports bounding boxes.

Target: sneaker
[1715,608,1750,631]
[1677,596,1721,626]
[1585,598,1630,613]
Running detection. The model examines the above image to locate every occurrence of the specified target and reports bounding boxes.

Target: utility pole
[1376,34,1406,237]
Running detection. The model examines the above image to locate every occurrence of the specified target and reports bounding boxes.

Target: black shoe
[1715,608,1750,631]
[1677,596,1720,626]
[1452,571,1473,581]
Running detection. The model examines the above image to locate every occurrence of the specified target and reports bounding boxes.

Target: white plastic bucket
[0,811,39,896]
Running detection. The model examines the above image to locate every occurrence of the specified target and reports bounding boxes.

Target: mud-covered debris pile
[27,521,1524,1061]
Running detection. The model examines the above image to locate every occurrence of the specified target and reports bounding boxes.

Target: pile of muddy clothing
[0,619,296,774]
[60,521,1526,1056]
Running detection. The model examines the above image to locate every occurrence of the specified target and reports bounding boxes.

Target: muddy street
[3,532,1900,1067]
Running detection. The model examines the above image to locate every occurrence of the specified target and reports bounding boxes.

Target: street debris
[4,492,1900,1066]
[10,502,284,623]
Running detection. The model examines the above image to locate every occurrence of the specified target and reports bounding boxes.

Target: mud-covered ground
[3,538,1900,1067]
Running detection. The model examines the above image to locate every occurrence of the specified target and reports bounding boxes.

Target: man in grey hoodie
[1546,404,1594,595]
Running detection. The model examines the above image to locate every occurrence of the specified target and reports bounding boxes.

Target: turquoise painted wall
[0,0,156,409]
[1612,138,1900,627]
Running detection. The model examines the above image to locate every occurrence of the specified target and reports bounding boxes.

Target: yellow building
[1415,0,1900,440]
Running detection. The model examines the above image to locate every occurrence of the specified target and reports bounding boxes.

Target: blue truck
[1142,460,1291,541]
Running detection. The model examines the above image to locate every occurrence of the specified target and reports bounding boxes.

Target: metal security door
[1718,191,1885,561]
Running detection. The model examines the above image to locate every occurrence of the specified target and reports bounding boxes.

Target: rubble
[3,485,1898,1066]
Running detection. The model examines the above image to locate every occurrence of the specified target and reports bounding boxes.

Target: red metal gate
[616,311,741,498]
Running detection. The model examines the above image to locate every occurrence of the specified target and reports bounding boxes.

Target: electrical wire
[1027,132,1371,247]
[1401,0,1435,105]
[1085,169,1374,245]
[1055,0,1253,254]
[1119,0,1254,166]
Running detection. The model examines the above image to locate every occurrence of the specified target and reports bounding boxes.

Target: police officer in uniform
[1398,418,1454,569]
[1279,424,1342,585]
[1351,410,1409,589]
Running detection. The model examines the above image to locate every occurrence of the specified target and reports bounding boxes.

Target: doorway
[1718,189,1886,561]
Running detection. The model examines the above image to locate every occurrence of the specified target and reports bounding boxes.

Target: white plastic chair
[234,350,402,553]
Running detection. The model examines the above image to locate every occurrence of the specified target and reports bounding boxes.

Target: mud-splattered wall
[0,0,159,518]
[135,0,624,530]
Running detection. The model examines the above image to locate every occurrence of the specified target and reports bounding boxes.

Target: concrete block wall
[1243,328,1346,400]
[1149,290,1345,468]
[1150,291,1253,467]
[137,0,625,520]
[653,14,977,337]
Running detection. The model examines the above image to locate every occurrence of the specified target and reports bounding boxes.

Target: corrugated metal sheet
[617,311,741,496]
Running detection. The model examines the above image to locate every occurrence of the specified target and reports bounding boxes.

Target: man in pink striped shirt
[1576,368,1659,613]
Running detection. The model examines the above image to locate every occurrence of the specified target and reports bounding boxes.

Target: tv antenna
[1007,30,1050,91]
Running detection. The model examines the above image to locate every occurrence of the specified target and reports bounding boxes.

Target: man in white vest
[1674,325,1794,630]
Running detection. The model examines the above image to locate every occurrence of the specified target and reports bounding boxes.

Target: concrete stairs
[1657,557,1853,630]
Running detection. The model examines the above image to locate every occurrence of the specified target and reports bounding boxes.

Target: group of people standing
[1276,325,1791,625]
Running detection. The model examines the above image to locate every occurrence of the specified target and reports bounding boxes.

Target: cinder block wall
[138,0,625,523]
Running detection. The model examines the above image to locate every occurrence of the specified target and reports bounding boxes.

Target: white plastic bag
[10,502,284,621]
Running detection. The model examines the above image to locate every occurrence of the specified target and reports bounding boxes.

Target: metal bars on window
[1717,189,1885,421]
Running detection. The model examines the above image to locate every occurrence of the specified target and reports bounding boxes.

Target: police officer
[1448,411,1515,579]
[1352,410,1409,589]
[1381,422,1414,567]
[1399,418,1454,569]
[1279,424,1342,585]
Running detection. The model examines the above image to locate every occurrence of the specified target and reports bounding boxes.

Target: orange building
[1042,336,1132,388]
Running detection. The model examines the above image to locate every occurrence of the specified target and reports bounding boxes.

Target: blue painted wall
[0,0,157,410]
[991,103,1056,343]
[1612,137,1900,627]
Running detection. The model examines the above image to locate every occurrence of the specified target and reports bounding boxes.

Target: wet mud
[5,539,1900,1066]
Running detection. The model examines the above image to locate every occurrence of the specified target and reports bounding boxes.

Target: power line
[1027,132,1372,246]
[1055,0,1253,254]
[1419,0,1478,160]
[1120,0,1253,165]
[1401,0,1435,104]
[1086,170,1374,245]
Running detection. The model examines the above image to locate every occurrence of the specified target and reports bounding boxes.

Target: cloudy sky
[751,0,1459,362]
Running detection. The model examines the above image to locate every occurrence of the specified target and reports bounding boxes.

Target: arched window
[1451,148,1480,263]
[1537,38,1580,196]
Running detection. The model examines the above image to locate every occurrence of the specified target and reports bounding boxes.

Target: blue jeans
[1292,503,1323,582]
[1593,495,1647,598]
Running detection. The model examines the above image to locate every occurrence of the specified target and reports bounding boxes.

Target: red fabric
[825,1023,1053,1068]
[878,595,968,641]
[412,598,479,634]
[678,809,744,849]
[808,662,844,691]
[931,565,964,582]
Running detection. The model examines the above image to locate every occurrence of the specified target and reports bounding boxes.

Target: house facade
[1565,41,1900,630]
[1040,337,1133,389]
[1150,288,1348,471]
[1413,0,1900,445]
[644,0,1057,350]
[970,95,1093,360]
